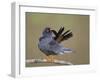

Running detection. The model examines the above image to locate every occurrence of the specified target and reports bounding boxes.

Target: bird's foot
[46,55,56,63]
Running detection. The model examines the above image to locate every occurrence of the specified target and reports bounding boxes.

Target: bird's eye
[46,29,50,32]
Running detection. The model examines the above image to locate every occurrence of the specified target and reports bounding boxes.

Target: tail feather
[61,32,73,42]
[51,30,57,36]
[51,27,73,43]
[62,30,70,36]
[52,27,64,40]
[63,48,73,53]
[55,27,64,40]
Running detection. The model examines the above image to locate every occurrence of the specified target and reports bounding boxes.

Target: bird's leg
[46,55,58,63]
[50,55,56,62]
[46,55,52,62]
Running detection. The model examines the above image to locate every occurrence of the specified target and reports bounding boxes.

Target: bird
[38,27,73,62]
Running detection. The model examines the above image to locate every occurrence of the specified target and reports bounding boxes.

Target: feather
[51,30,57,36]
[61,32,73,41]
[55,27,64,40]
[63,48,73,53]
[51,30,58,40]
[51,27,73,43]
[62,30,70,36]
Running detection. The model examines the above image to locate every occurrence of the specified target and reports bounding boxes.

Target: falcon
[38,27,73,62]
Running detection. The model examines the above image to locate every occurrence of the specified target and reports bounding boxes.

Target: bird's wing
[48,40,73,54]
[38,37,73,55]
[48,40,64,54]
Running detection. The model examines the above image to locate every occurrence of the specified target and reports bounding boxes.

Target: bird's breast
[38,37,52,50]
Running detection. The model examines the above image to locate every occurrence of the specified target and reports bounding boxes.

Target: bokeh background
[25,12,89,67]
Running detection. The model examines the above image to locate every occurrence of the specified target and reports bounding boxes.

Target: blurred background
[25,12,89,67]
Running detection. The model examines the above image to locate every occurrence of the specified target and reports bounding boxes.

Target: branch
[26,59,73,65]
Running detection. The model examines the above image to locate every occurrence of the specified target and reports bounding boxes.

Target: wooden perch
[26,59,73,65]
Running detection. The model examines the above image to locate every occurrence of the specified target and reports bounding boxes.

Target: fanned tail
[51,27,73,43]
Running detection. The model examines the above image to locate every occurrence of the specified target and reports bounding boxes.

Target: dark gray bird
[38,27,73,62]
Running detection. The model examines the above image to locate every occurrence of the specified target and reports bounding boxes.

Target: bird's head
[42,27,52,37]
[44,27,51,32]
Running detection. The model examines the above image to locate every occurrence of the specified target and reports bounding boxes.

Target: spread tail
[52,27,73,43]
